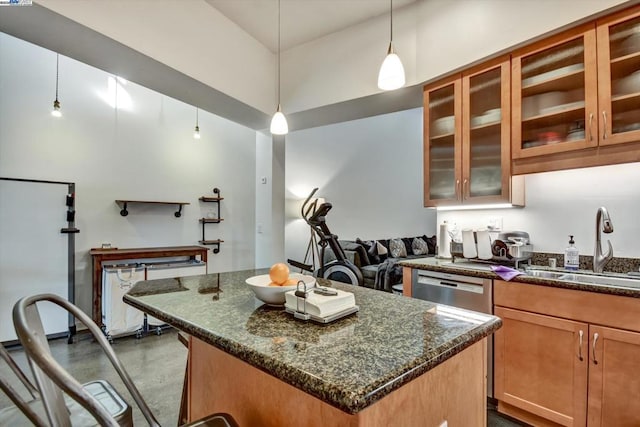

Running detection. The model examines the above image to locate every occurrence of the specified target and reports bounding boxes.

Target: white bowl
[431,116,455,135]
[246,273,315,306]
[614,71,640,95]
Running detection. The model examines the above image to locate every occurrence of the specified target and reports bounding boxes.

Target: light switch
[257,223,263,234]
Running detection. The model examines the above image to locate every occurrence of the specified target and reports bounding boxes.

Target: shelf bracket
[175,204,183,218]
[120,202,128,217]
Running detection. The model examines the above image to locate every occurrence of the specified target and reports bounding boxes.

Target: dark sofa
[323,235,436,291]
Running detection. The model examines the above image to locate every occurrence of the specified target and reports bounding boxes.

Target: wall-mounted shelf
[198,239,224,254]
[199,188,223,254]
[115,200,189,217]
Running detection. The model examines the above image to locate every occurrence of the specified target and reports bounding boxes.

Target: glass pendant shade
[193,125,201,139]
[378,42,405,91]
[270,104,288,135]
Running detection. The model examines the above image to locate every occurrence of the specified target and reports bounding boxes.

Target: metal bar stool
[13,293,237,427]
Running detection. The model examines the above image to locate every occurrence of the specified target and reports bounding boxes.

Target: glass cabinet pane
[608,15,640,136]
[468,68,502,198]
[520,38,586,150]
[428,85,456,200]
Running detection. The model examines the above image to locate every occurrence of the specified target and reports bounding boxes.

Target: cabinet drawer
[494,280,640,332]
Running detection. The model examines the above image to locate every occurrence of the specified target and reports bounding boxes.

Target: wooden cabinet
[596,7,640,147]
[512,5,640,173]
[494,280,640,426]
[587,325,640,427]
[424,57,523,207]
[495,307,588,426]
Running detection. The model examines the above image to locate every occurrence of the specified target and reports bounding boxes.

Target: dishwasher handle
[439,281,459,288]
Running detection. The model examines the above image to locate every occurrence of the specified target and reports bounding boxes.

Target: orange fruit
[284,278,299,286]
[269,263,289,285]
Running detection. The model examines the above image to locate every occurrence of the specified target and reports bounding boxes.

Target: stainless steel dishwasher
[412,269,494,398]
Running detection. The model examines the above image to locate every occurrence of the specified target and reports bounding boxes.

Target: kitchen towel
[476,230,492,260]
[462,229,477,259]
[490,265,524,281]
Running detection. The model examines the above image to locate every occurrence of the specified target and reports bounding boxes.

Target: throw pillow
[412,237,430,255]
[389,238,408,258]
[401,237,415,256]
[421,235,438,255]
[376,240,389,262]
[361,239,381,264]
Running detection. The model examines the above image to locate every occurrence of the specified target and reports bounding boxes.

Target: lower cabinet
[494,280,640,427]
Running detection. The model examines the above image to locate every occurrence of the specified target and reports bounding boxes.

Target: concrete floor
[1,329,525,426]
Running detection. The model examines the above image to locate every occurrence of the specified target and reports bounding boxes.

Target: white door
[0,180,68,342]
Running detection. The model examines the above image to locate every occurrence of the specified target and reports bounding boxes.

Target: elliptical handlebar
[301,187,319,220]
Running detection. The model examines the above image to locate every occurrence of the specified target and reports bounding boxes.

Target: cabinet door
[462,58,511,204]
[424,75,462,207]
[596,6,640,147]
[587,325,640,427]
[512,25,599,159]
[494,307,588,426]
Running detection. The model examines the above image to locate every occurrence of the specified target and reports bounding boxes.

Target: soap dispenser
[564,235,579,270]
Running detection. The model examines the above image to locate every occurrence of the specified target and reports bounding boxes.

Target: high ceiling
[205,0,417,52]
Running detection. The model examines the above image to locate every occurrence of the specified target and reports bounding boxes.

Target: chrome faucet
[593,206,614,273]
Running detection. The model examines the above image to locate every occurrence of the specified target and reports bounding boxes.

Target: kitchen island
[124,269,501,426]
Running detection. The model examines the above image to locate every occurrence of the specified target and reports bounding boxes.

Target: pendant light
[51,53,62,117]
[270,0,288,135]
[193,107,201,139]
[377,0,405,91]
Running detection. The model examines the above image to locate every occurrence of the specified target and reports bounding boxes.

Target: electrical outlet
[261,176,267,184]
[257,223,263,234]
[487,216,503,231]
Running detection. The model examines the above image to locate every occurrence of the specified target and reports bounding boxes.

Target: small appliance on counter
[450,230,533,268]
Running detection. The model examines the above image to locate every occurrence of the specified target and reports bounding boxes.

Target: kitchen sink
[525,268,640,290]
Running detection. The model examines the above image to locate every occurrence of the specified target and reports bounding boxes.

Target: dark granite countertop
[399,257,640,298]
[124,269,501,414]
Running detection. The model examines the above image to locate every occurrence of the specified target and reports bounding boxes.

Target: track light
[193,107,201,139]
[51,54,62,117]
[270,0,288,135]
[378,0,405,91]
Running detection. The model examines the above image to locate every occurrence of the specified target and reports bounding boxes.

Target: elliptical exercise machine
[288,188,363,286]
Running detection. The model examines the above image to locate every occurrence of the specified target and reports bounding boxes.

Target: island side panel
[188,337,486,426]
[403,267,413,297]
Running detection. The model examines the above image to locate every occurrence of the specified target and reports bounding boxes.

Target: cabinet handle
[588,113,594,142]
[455,179,460,200]
[463,179,469,200]
[602,111,607,140]
[578,330,584,361]
[592,332,599,364]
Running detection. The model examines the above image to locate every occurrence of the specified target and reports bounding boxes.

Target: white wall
[29,0,630,116]
[284,0,629,113]
[0,33,257,315]
[284,107,436,263]
[437,163,640,258]
[37,0,276,114]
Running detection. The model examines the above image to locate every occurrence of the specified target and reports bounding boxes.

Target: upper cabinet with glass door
[462,59,512,204]
[424,58,518,208]
[424,76,462,207]
[512,25,599,159]
[597,7,640,146]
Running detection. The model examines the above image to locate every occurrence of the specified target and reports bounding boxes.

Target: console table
[90,246,208,324]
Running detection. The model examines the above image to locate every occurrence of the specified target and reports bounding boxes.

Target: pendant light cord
[196,107,199,127]
[277,0,281,106]
[390,0,393,43]
[55,53,59,101]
